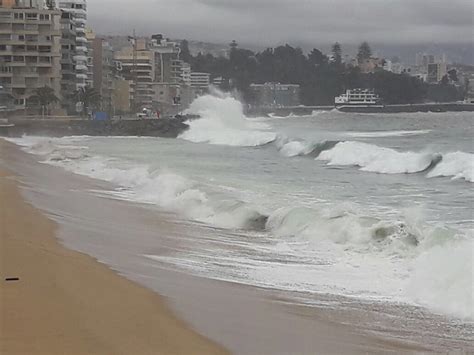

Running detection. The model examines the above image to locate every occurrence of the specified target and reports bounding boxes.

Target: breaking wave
[427,152,474,182]
[278,139,339,158]
[316,141,442,174]
[265,205,473,320]
[179,91,277,147]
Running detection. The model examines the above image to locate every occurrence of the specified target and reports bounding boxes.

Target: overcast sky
[89,0,473,47]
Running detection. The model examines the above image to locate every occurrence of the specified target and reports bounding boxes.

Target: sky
[88,0,473,48]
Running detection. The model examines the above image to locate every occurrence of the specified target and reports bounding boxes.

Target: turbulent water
[9,92,474,322]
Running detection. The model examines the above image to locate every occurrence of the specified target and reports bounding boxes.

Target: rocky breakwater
[2,117,191,138]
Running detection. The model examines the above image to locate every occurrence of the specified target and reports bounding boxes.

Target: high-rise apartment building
[92,36,114,111]
[84,26,93,86]
[58,0,88,89]
[149,35,180,84]
[114,45,154,109]
[0,5,62,110]
[59,10,76,102]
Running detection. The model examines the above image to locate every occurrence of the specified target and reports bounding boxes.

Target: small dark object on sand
[5,277,19,281]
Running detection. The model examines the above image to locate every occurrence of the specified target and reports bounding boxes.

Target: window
[26,13,38,20]
[39,14,50,21]
[14,13,24,20]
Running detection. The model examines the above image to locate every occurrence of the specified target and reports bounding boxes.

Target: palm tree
[72,86,101,118]
[29,86,59,117]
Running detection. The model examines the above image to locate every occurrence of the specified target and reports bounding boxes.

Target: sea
[9,91,474,325]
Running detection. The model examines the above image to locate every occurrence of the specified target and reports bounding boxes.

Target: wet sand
[0,145,228,353]
[2,139,472,354]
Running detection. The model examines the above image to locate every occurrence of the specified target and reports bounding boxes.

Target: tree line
[181,40,465,105]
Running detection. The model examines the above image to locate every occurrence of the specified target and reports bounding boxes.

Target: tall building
[427,62,447,83]
[114,45,154,110]
[58,0,88,89]
[149,34,180,83]
[59,10,76,107]
[0,5,62,111]
[84,26,93,86]
[92,36,114,111]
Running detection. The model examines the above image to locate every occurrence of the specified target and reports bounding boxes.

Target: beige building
[0,6,62,111]
[111,77,131,114]
[84,27,94,87]
[92,37,114,112]
[114,46,155,110]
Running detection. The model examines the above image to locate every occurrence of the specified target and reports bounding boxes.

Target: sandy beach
[0,144,227,353]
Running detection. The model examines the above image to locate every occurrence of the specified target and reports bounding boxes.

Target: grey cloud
[88,0,473,46]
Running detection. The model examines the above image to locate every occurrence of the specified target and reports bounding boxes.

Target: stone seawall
[0,118,189,138]
[249,103,474,117]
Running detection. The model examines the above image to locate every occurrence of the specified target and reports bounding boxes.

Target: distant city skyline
[89,0,473,47]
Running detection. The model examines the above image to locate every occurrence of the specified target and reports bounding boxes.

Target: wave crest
[317,141,441,174]
[428,152,474,182]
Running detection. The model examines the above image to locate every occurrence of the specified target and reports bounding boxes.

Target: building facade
[249,82,300,108]
[91,36,113,111]
[0,5,62,111]
[58,0,88,89]
[427,62,447,84]
[190,72,210,90]
[59,9,76,111]
[114,45,154,110]
[149,34,180,84]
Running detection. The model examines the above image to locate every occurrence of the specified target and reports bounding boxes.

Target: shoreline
[0,147,228,354]
[2,138,472,354]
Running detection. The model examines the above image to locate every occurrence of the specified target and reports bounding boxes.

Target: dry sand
[0,167,228,354]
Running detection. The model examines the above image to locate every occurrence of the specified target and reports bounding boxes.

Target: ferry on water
[335,89,383,111]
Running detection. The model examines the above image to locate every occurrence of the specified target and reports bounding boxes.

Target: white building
[58,0,88,89]
[190,72,210,89]
[180,62,191,86]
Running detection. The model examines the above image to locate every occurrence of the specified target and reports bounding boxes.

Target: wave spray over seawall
[179,90,277,146]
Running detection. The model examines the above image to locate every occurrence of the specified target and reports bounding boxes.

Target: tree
[308,48,327,67]
[357,41,372,63]
[331,42,342,66]
[72,86,101,117]
[448,69,458,82]
[440,74,449,86]
[29,86,58,117]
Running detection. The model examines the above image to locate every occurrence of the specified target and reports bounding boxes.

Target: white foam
[317,141,438,174]
[279,140,313,157]
[428,152,474,182]
[345,130,431,138]
[406,238,474,320]
[179,92,276,147]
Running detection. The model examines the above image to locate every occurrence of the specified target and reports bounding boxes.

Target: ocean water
[9,93,474,322]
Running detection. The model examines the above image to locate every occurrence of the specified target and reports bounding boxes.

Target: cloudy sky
[89,0,473,47]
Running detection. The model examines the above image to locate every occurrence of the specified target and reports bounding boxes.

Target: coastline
[2,138,472,354]
[0,143,228,354]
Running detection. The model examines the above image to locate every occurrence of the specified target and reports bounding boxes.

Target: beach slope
[0,163,227,354]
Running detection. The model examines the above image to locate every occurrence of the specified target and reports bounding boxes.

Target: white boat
[335,89,383,109]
